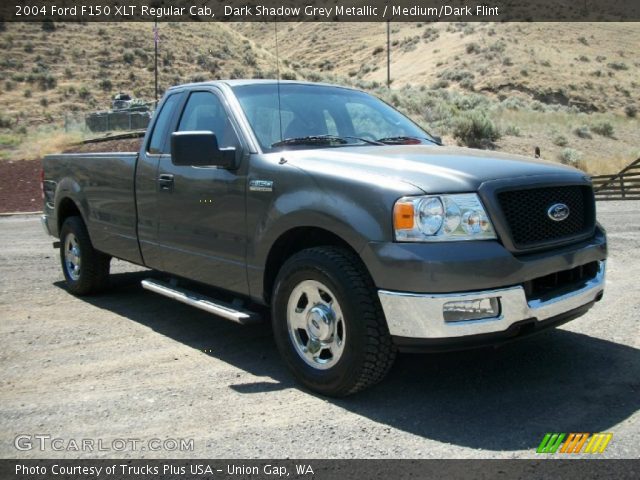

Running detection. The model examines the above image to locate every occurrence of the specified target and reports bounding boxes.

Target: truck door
[154,89,249,295]
[136,91,184,270]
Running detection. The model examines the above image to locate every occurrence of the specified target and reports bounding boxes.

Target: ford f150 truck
[42,80,607,396]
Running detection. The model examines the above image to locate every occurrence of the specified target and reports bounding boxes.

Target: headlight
[394,193,496,242]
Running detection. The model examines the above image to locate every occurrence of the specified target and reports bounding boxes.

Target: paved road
[0,202,638,459]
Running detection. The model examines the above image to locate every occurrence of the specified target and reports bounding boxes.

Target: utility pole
[154,21,159,107]
[386,21,391,88]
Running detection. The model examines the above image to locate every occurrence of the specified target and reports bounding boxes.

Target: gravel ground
[0,160,41,214]
[0,202,638,459]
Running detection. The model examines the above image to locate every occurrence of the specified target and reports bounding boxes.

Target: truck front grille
[497,185,595,250]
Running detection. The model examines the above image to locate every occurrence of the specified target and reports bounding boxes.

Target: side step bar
[141,279,261,325]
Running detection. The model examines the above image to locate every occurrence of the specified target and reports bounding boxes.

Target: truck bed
[43,152,141,263]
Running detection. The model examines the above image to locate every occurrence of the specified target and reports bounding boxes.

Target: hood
[283,144,585,193]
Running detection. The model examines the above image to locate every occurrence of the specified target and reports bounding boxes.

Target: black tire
[59,216,111,295]
[271,246,396,397]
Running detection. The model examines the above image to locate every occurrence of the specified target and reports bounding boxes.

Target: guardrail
[591,158,640,201]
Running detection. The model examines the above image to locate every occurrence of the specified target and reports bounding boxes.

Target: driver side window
[176,92,238,149]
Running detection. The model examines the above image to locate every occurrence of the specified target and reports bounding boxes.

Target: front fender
[245,153,423,302]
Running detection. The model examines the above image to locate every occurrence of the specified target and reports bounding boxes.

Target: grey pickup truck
[42,80,607,396]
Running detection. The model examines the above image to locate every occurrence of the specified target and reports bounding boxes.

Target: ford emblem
[547,203,570,222]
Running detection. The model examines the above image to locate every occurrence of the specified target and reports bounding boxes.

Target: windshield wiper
[271,135,384,148]
[376,136,441,145]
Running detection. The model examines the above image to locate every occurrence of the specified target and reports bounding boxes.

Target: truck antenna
[274,21,283,143]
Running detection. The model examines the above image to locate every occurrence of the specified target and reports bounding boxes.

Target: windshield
[231,83,438,152]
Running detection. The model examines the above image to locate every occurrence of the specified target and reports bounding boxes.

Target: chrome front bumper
[379,261,605,339]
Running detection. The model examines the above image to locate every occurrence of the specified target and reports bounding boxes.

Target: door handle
[158,174,174,191]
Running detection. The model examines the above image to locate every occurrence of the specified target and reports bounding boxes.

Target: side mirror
[170,131,237,168]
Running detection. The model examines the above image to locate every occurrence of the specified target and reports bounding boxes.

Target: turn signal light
[393,202,415,230]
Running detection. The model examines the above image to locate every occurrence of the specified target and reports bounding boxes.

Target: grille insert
[497,185,594,249]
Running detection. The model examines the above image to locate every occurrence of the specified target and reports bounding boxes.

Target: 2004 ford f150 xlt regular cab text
[42,80,607,396]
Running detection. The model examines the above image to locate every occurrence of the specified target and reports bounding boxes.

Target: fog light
[443,297,500,322]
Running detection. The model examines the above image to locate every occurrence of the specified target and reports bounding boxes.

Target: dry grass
[15,130,84,160]
[0,22,638,174]
[494,110,640,174]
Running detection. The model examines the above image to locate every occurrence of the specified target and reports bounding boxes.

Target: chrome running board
[141,279,260,325]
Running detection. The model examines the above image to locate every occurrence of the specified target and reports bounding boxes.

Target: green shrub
[372,46,384,55]
[422,27,439,42]
[453,111,501,148]
[41,20,55,32]
[552,134,568,146]
[134,48,148,61]
[0,115,12,129]
[573,126,592,139]
[230,67,246,79]
[123,51,135,64]
[99,79,112,91]
[465,43,481,54]
[431,79,449,89]
[459,78,474,91]
[504,125,521,137]
[501,97,525,110]
[38,74,56,91]
[591,121,614,137]
[242,50,257,67]
[489,41,506,53]
[624,105,637,118]
[440,69,474,82]
[163,52,174,67]
[607,62,628,71]
[559,148,585,170]
[78,86,91,99]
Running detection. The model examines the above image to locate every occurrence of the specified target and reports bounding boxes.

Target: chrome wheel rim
[286,279,346,370]
[64,233,81,281]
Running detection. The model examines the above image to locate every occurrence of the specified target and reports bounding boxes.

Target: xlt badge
[249,180,274,192]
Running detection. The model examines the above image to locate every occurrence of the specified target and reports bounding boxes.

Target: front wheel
[59,216,111,295]
[271,247,396,396]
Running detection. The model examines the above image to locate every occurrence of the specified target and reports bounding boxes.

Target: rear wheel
[272,247,396,396]
[59,216,111,295]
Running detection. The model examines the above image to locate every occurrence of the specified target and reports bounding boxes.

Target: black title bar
[3,0,640,22]
[2,459,640,480]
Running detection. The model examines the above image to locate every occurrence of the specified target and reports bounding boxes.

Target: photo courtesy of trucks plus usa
[41,80,607,396]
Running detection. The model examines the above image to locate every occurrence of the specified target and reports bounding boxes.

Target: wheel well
[263,227,360,304]
[57,197,82,233]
